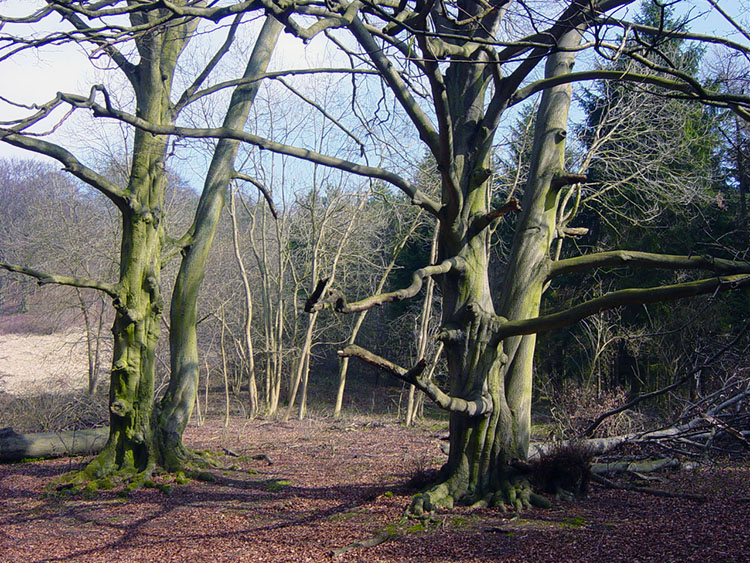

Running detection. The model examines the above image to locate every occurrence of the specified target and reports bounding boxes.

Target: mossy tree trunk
[157,16,283,470]
[83,9,196,480]
[414,30,582,510]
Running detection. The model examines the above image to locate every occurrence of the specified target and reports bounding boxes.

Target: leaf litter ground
[1,416,748,562]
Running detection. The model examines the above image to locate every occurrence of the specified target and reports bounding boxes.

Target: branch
[305,258,460,313]
[233,172,277,219]
[701,414,750,451]
[270,2,364,42]
[178,67,378,108]
[705,0,750,44]
[339,345,492,416]
[0,262,118,298]
[598,16,750,55]
[468,197,522,238]
[348,16,441,157]
[359,21,427,74]
[64,95,441,216]
[173,13,244,115]
[551,173,588,191]
[1,132,132,212]
[549,251,750,279]
[482,0,616,130]
[50,4,138,87]
[413,28,458,204]
[276,77,366,155]
[495,274,750,340]
[590,473,707,502]
[560,227,589,237]
[510,70,750,110]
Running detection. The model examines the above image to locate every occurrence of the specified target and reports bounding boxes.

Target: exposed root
[159,441,217,473]
[52,466,156,496]
[50,463,212,497]
[181,447,220,469]
[331,529,396,557]
[331,516,432,557]
[406,475,551,518]
[49,442,220,497]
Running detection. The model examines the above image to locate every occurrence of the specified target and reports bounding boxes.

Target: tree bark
[157,16,282,468]
[410,26,582,513]
[80,6,198,481]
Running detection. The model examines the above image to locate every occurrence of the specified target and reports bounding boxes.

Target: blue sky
[0,0,746,190]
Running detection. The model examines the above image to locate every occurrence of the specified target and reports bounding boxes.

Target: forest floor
[0,416,748,563]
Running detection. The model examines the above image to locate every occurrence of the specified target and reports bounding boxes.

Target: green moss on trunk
[77,6,199,483]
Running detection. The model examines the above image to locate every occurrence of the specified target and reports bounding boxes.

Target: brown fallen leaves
[0,416,748,562]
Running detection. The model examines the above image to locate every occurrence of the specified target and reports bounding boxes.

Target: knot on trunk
[110,399,133,417]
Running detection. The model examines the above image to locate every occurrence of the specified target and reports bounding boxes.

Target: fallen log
[0,427,108,462]
[528,414,750,461]
[591,473,707,502]
[528,435,633,461]
[591,457,680,476]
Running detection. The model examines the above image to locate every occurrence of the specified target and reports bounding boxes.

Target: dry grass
[0,329,93,397]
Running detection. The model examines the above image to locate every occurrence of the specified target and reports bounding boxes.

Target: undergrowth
[531,442,594,500]
[0,388,108,433]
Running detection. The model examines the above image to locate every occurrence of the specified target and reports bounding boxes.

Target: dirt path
[0,417,748,562]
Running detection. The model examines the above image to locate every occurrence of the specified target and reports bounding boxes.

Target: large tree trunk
[85,135,168,478]
[79,9,196,481]
[412,28,580,513]
[156,17,282,469]
[414,228,519,511]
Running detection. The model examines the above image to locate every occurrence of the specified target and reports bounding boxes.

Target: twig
[591,473,707,502]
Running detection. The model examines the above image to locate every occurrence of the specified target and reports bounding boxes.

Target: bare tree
[334,195,426,418]
[3,1,750,511]
[0,159,118,393]
[0,4,280,479]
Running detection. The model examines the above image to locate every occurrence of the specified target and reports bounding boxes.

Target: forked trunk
[412,29,580,512]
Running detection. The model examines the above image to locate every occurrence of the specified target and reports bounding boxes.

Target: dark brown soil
[1,416,748,562]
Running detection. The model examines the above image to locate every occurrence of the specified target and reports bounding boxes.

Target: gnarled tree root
[51,441,219,496]
[407,476,551,518]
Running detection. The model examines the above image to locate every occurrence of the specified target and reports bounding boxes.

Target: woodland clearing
[0,329,92,396]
